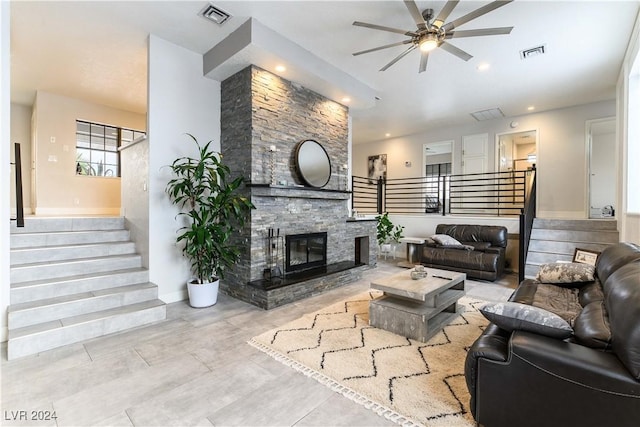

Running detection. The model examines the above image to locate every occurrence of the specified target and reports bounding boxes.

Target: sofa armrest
[464,333,509,416]
[474,331,640,427]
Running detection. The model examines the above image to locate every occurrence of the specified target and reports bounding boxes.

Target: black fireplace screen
[285,232,327,272]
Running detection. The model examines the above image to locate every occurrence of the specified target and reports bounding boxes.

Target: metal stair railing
[518,167,537,283]
[10,142,25,227]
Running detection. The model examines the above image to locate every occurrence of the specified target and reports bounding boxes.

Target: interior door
[588,118,616,218]
[457,134,488,212]
[462,133,488,175]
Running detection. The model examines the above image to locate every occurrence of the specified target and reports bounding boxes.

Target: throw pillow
[431,234,462,246]
[536,262,596,284]
[480,301,574,339]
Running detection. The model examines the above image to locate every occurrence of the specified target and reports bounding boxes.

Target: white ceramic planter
[379,243,397,260]
[187,279,219,308]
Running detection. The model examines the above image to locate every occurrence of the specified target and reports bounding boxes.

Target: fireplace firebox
[285,232,327,272]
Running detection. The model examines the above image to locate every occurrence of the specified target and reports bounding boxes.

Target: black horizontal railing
[352,168,534,218]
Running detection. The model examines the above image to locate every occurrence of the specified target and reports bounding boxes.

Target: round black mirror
[295,139,331,188]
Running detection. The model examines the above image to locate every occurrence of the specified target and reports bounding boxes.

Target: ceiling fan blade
[432,0,459,29]
[353,40,413,56]
[419,51,429,73]
[442,0,513,32]
[439,41,473,61]
[353,21,417,37]
[403,0,427,30]
[446,27,513,39]
[380,45,417,71]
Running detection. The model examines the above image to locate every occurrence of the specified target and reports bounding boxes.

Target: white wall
[353,100,616,220]
[617,10,640,244]
[120,137,149,268]
[147,35,221,303]
[32,91,145,215]
[1,0,11,341]
[9,103,32,214]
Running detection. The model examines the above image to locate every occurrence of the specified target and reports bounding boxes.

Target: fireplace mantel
[248,184,351,200]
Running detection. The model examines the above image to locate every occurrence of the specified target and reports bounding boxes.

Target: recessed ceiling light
[275,65,286,72]
[477,63,490,71]
[527,106,535,111]
[385,133,391,137]
[341,97,351,103]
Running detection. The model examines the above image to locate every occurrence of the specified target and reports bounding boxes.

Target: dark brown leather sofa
[420,224,507,281]
[464,242,640,427]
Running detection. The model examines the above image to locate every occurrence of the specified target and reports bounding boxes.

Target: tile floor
[1,261,516,427]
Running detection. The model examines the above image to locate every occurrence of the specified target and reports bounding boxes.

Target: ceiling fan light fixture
[419,34,438,52]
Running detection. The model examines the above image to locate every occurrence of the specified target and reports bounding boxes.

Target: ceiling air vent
[520,45,546,60]
[199,3,230,25]
[470,108,504,121]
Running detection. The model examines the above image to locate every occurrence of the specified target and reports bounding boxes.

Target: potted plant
[165,134,254,308]
[376,212,404,259]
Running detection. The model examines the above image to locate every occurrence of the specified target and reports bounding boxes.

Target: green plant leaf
[165,134,255,283]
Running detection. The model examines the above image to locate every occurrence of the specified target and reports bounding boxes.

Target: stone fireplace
[219,65,377,309]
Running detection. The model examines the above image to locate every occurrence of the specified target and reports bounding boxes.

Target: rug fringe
[248,338,425,427]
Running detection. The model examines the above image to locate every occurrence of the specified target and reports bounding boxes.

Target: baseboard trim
[34,207,121,216]
[537,210,587,219]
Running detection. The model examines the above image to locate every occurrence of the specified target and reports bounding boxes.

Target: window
[424,162,451,213]
[425,162,452,195]
[425,162,452,177]
[75,120,145,177]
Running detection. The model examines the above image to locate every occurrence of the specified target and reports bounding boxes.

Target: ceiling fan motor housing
[421,8,435,23]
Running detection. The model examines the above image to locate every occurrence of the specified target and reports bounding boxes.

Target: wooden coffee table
[369,268,466,342]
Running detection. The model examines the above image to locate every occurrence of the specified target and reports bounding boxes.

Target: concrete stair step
[530,228,619,244]
[527,240,612,256]
[7,299,166,360]
[10,217,125,234]
[8,283,158,329]
[10,254,143,284]
[10,229,130,249]
[10,241,136,265]
[533,218,617,231]
[526,251,574,265]
[524,263,540,279]
[10,268,149,304]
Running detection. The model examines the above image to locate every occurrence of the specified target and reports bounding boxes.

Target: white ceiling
[9,1,640,144]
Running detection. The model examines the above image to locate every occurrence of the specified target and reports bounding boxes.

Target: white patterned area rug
[248,291,488,427]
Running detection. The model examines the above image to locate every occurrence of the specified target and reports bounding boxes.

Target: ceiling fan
[352,0,514,73]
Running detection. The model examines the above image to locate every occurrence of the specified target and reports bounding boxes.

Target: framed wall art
[573,248,600,266]
[368,154,387,183]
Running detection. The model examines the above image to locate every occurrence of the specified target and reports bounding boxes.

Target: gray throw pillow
[536,262,596,284]
[480,301,574,339]
[431,234,462,246]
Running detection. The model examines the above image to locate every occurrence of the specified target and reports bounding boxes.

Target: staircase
[8,217,166,360]
[524,218,618,278]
